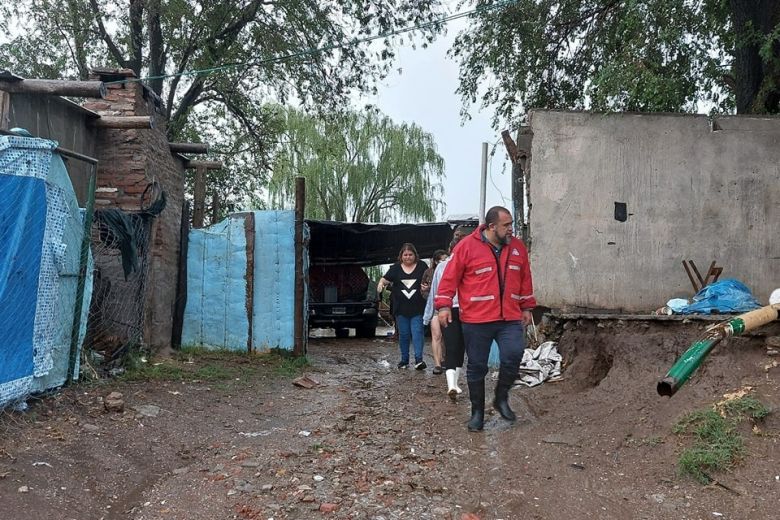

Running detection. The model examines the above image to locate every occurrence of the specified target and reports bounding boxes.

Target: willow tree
[269,108,445,222]
[451,0,780,127]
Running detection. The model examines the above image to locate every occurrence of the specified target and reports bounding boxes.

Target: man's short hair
[485,206,511,225]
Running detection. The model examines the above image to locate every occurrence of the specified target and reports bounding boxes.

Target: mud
[1,320,779,520]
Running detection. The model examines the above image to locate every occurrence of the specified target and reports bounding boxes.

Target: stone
[134,405,161,417]
[104,392,124,412]
[766,336,780,348]
[18,486,29,493]
[320,503,338,513]
[261,484,274,492]
[82,424,100,433]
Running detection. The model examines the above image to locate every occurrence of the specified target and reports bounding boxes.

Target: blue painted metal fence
[182,211,302,352]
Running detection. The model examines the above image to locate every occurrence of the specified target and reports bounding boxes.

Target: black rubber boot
[467,380,485,432]
[493,370,517,422]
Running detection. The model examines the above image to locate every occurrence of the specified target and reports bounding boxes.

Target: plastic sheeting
[0,134,90,407]
[669,279,762,315]
[182,211,299,352]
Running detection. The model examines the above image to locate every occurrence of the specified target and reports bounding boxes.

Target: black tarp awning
[306,220,457,266]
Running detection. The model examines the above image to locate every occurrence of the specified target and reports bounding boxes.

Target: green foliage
[673,396,771,483]
[0,0,447,209]
[721,395,771,420]
[120,347,309,382]
[451,0,780,125]
[269,106,445,222]
[274,354,311,377]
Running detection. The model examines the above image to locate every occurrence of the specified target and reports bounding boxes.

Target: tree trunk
[730,0,780,113]
[128,0,144,76]
[147,0,166,96]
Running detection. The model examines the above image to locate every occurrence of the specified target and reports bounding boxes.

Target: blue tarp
[0,134,90,407]
[671,279,762,315]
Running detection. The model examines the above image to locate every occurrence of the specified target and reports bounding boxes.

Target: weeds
[275,355,310,376]
[673,396,770,483]
[119,347,310,383]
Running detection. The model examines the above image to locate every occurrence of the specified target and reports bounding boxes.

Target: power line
[106,0,517,86]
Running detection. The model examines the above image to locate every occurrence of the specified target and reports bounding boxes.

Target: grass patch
[274,355,311,377]
[673,396,770,483]
[118,347,310,383]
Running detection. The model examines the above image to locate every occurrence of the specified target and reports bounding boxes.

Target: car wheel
[335,328,350,338]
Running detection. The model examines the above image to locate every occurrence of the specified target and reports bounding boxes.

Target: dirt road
[2,321,779,519]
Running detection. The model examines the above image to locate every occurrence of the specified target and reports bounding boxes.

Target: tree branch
[88,0,129,69]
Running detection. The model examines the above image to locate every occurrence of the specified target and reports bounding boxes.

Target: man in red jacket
[435,206,535,431]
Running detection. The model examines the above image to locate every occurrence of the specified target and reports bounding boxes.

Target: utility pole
[479,142,488,224]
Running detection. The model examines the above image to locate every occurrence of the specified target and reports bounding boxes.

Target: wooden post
[502,127,532,243]
[192,165,207,229]
[89,116,153,129]
[293,177,306,357]
[171,201,190,349]
[0,91,10,130]
[0,79,106,98]
[211,189,221,225]
[244,212,256,352]
[170,142,209,154]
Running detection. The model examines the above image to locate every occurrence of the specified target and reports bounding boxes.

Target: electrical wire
[106,0,517,86]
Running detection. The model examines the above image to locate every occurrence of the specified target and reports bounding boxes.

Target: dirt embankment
[1,320,778,520]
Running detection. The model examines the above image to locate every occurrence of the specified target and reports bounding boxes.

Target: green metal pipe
[658,304,780,397]
[67,165,97,383]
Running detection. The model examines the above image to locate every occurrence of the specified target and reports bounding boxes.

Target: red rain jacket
[434,226,535,323]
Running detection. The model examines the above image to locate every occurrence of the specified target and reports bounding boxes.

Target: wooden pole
[0,91,10,130]
[293,177,306,357]
[192,165,207,229]
[211,189,221,225]
[244,212,256,352]
[171,201,190,349]
[169,142,209,154]
[0,79,106,98]
[89,116,153,129]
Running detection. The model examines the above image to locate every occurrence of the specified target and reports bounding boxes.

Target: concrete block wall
[83,70,185,349]
[527,110,780,312]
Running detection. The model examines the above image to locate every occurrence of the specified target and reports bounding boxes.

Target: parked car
[308,264,378,338]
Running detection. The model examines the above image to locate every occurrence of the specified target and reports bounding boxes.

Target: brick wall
[83,69,185,349]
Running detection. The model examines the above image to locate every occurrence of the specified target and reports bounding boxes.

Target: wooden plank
[89,116,153,129]
[0,79,106,98]
[169,142,209,154]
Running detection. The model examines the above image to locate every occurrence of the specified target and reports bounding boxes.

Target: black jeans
[461,320,525,383]
[442,307,466,370]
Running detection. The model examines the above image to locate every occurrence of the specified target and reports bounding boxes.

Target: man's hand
[437,308,452,328]
[521,310,534,326]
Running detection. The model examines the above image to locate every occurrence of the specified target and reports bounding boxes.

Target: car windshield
[309,265,370,303]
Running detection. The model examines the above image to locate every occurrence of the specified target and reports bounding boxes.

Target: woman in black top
[377,243,428,370]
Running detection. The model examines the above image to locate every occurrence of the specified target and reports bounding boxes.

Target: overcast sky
[369,18,513,222]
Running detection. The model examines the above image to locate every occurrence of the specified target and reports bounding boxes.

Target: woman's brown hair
[397,243,419,263]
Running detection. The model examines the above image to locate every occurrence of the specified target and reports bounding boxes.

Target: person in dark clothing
[378,243,429,370]
[435,207,536,431]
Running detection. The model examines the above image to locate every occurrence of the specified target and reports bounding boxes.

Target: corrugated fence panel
[182,217,249,350]
[252,211,296,352]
